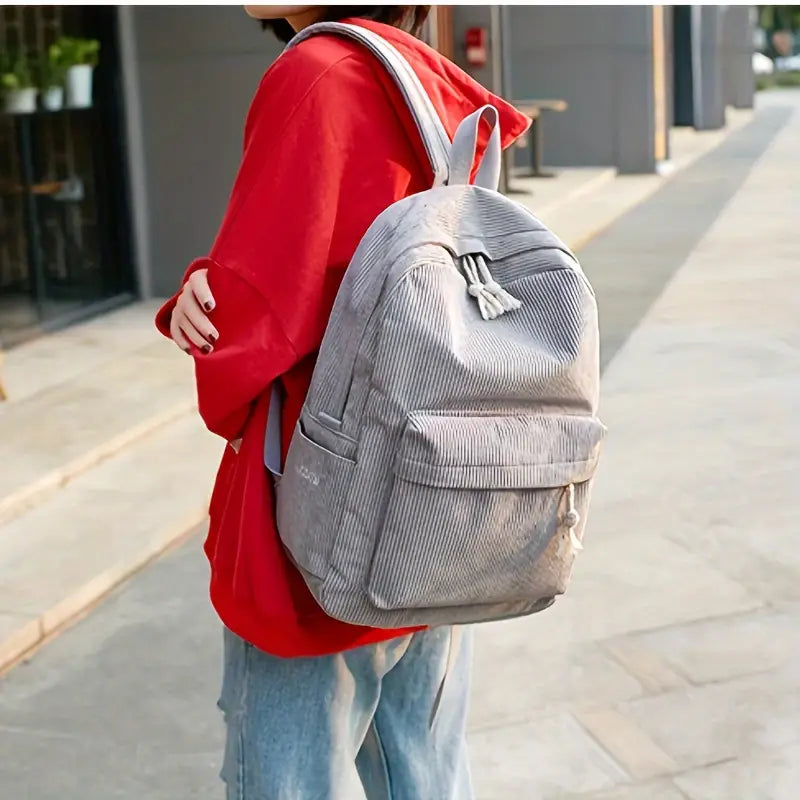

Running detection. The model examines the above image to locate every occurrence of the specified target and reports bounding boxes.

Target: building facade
[0,6,755,345]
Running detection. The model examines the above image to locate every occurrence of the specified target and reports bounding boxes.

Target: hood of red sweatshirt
[342,18,531,152]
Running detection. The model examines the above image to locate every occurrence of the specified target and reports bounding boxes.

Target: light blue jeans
[218,626,473,800]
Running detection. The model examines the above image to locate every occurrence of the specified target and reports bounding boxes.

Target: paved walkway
[0,103,749,676]
[1,91,798,799]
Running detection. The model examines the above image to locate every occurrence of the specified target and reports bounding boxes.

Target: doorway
[0,6,134,347]
[672,5,696,127]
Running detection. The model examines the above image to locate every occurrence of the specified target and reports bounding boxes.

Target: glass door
[0,5,134,347]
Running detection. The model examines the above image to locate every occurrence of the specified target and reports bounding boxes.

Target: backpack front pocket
[366,412,605,611]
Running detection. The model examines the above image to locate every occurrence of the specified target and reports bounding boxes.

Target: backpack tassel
[461,255,521,321]
[476,254,522,314]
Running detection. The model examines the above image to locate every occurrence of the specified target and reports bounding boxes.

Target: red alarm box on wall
[465,27,488,67]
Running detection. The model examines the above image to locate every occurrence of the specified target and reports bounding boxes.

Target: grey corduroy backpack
[265,23,606,629]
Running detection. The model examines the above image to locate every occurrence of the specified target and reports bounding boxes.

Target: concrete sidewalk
[469,91,800,799]
[0,308,222,671]
[2,92,796,798]
[0,111,747,676]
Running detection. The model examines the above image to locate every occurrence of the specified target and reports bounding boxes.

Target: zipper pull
[564,483,583,552]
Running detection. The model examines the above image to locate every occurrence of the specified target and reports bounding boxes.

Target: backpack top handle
[448,105,502,191]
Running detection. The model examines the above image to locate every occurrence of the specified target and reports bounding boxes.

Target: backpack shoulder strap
[287,21,452,187]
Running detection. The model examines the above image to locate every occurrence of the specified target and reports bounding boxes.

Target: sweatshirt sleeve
[179,49,424,441]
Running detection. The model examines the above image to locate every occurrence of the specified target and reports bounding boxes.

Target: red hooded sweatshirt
[156,19,530,658]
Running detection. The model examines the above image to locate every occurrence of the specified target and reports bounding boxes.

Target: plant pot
[41,86,64,111]
[65,64,93,108]
[4,88,38,114]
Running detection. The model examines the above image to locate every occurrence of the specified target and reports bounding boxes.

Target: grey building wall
[498,6,659,174]
[668,5,753,132]
[663,7,675,141]
[450,6,503,95]
[121,7,282,297]
[120,6,755,298]
[722,6,756,110]
[692,5,726,131]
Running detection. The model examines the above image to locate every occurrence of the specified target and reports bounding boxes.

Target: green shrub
[756,71,800,91]
[40,41,71,87]
[0,53,34,91]
[54,36,100,68]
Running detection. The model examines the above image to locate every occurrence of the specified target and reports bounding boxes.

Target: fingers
[189,270,215,313]
[182,297,219,346]
[177,315,214,352]
[169,269,217,356]
[170,315,192,354]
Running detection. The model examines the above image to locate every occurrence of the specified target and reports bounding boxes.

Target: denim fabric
[218,626,473,800]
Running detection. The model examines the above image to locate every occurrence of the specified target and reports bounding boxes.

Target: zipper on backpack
[564,483,583,552]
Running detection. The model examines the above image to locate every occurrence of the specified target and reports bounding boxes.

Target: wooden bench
[502,106,539,194]
[514,99,569,179]
[0,177,82,198]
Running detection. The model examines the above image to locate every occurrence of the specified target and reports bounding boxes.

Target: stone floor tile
[0,301,164,405]
[469,638,644,731]
[496,530,761,651]
[0,341,194,505]
[0,612,40,671]
[572,778,690,800]
[600,638,687,694]
[618,665,800,770]
[471,713,630,799]
[0,415,219,620]
[575,707,679,780]
[673,743,800,800]
[611,607,800,685]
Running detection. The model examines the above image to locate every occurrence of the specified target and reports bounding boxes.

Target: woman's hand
[170,269,219,354]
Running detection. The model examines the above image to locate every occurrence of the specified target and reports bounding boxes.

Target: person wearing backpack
[156,5,603,798]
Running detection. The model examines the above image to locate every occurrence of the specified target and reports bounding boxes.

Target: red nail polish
[204,302,214,312]
[202,345,212,354]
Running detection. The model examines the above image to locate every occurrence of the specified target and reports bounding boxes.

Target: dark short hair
[261,6,431,44]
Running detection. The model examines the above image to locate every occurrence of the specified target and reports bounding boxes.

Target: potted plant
[1,54,37,114]
[39,42,69,111]
[56,36,100,109]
